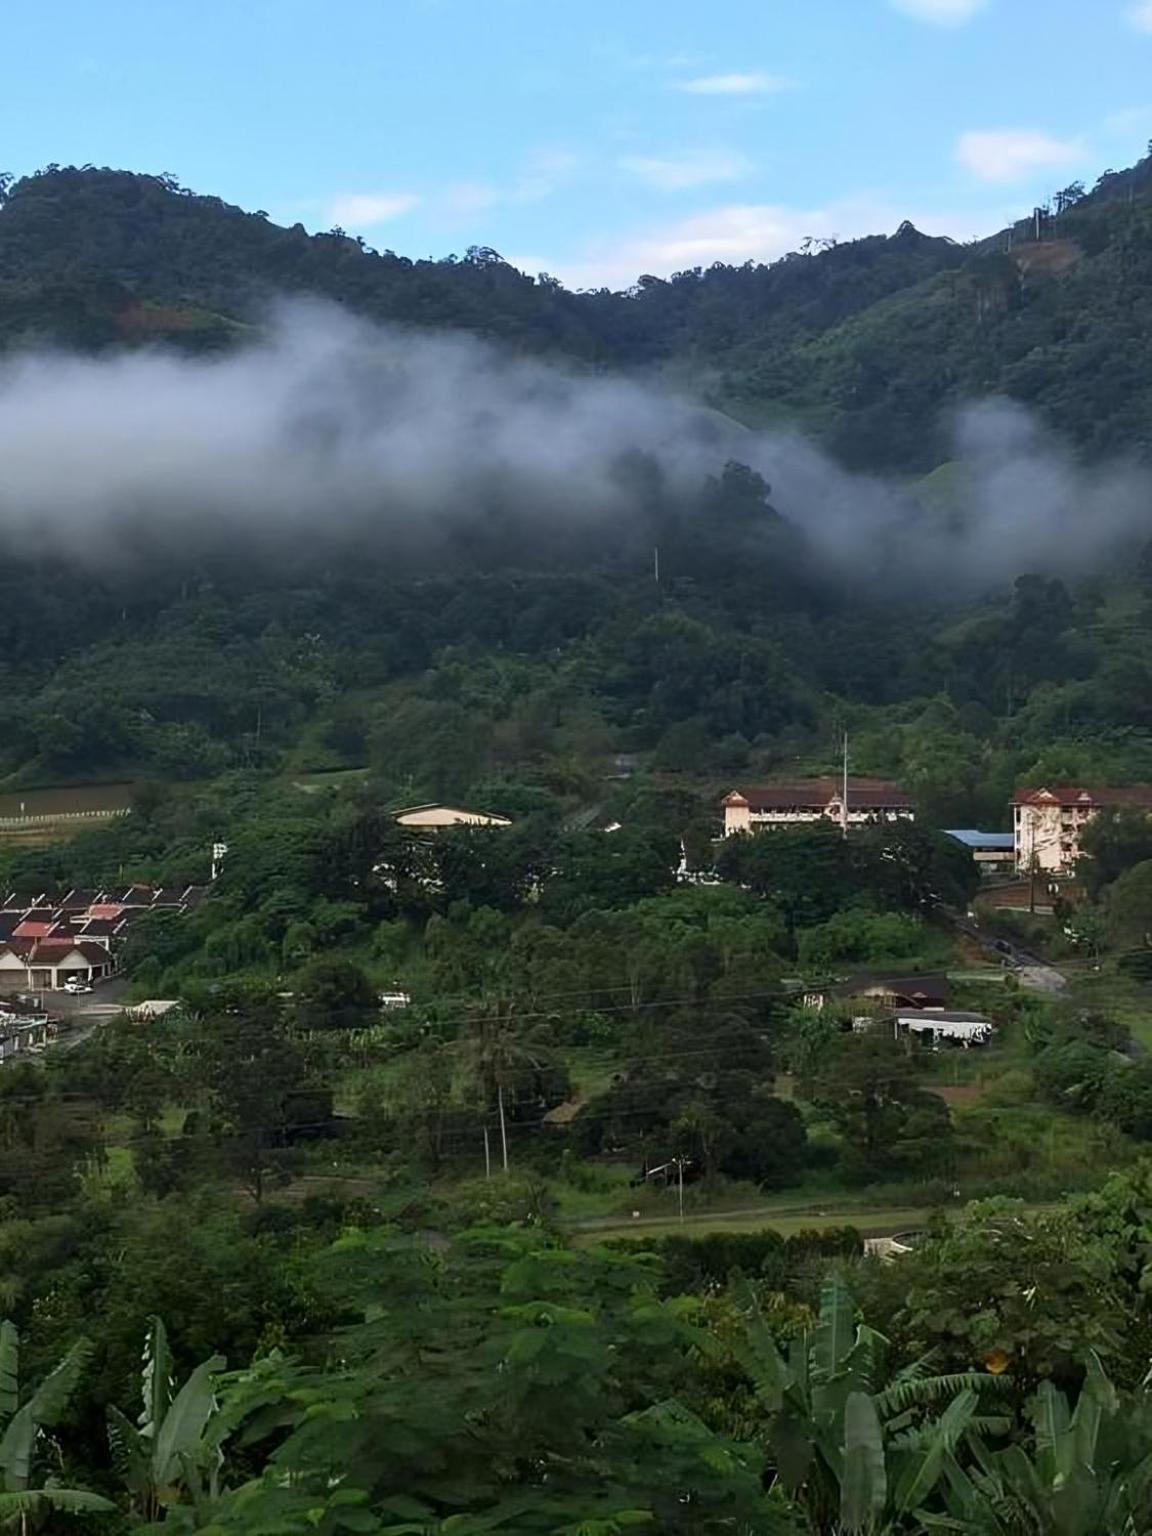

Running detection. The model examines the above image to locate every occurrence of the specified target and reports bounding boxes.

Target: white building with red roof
[722,778,915,837]
[1012,785,1152,874]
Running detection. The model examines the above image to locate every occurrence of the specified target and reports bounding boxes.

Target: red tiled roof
[25,939,111,966]
[13,921,62,940]
[724,778,913,812]
[71,942,114,965]
[1011,785,1152,808]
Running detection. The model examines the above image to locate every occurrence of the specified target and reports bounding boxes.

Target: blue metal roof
[943,829,1015,849]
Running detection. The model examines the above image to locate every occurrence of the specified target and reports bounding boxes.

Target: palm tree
[0,1321,112,1534]
[106,1316,227,1522]
[458,1002,563,1175]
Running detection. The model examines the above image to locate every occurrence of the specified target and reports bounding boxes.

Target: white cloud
[955,129,1086,183]
[675,71,789,95]
[889,0,988,21]
[1103,103,1152,134]
[326,192,419,227]
[542,196,1015,291]
[439,182,503,217]
[430,153,580,225]
[1126,0,1152,31]
[326,150,579,237]
[619,148,753,190]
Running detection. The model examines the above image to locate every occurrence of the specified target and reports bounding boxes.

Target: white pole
[483,1124,491,1179]
[497,1082,509,1173]
[841,731,849,839]
[678,1158,684,1224]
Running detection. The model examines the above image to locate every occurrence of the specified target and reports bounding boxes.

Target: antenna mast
[841,730,849,839]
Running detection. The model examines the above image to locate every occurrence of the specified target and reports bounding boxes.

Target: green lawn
[1067,965,1152,1048]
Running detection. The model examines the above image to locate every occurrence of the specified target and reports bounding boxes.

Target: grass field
[0,782,134,817]
[1066,964,1152,1048]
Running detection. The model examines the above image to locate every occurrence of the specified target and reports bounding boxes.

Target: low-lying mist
[0,299,1147,587]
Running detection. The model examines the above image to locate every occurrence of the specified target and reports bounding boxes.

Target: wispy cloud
[438,182,503,217]
[675,71,789,96]
[1125,0,1152,31]
[325,150,579,237]
[619,148,753,191]
[889,0,988,21]
[541,196,1015,291]
[955,129,1086,183]
[433,151,579,222]
[326,192,419,227]
[1102,104,1152,135]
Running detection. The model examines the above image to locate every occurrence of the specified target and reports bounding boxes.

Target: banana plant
[107,1316,226,1521]
[0,1319,113,1533]
[928,1352,1152,1534]
[734,1274,1008,1533]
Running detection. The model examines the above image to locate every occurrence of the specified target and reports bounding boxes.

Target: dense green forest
[2,150,1152,469]
[6,152,1152,1532]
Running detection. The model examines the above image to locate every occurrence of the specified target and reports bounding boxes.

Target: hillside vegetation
[3,151,1152,469]
[7,151,1152,1535]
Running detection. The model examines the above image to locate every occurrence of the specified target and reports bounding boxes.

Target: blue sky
[3,0,1152,289]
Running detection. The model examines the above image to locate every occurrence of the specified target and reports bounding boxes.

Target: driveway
[41,978,129,1021]
[1016,963,1068,994]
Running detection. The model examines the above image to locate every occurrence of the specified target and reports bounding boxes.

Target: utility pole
[841,730,850,839]
[483,1124,491,1180]
[653,545,660,585]
[677,1156,685,1225]
[497,1081,509,1173]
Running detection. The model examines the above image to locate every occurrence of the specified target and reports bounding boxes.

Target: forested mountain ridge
[3,151,1152,472]
[12,155,1152,1536]
[2,156,1152,810]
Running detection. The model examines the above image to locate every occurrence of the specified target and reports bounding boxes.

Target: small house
[0,939,115,993]
[943,829,1016,875]
[893,1008,995,1047]
[804,973,951,1013]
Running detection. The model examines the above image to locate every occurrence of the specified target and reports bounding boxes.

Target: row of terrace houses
[0,884,205,993]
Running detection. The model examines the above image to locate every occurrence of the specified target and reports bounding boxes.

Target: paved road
[1016,963,1068,994]
[951,913,1067,993]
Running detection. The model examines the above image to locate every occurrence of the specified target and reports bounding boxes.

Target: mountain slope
[2,153,1152,474]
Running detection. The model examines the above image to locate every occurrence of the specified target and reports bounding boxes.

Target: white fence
[0,809,130,827]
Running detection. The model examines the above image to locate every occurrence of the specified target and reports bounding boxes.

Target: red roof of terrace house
[13,921,63,940]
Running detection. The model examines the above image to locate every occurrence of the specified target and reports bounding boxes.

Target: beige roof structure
[393,804,512,829]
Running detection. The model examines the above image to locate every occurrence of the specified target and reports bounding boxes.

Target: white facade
[722,782,914,837]
[0,944,114,993]
[1012,787,1152,874]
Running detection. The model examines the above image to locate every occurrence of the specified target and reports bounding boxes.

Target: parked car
[62,979,93,995]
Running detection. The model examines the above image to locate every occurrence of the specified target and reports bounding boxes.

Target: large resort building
[722,778,915,837]
[1012,785,1152,873]
[722,777,1152,880]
